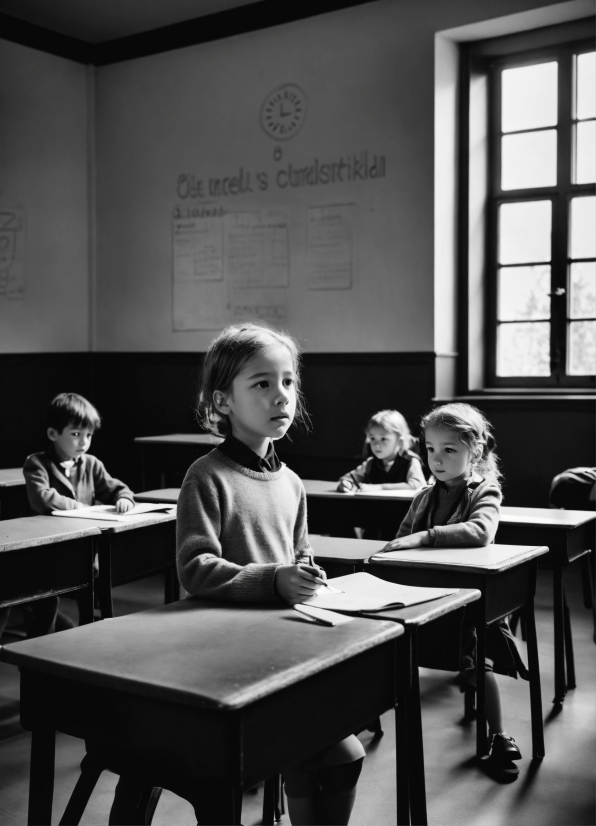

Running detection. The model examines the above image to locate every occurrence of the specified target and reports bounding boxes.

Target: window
[464,25,595,389]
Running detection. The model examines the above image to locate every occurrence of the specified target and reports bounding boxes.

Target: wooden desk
[52,512,179,619]
[135,488,180,505]
[0,516,100,624]
[497,506,595,704]
[303,479,416,537]
[0,468,28,520]
[368,543,548,760]
[1,599,405,825]
[134,434,223,490]
[360,587,481,825]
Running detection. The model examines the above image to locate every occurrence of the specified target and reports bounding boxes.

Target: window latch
[549,287,566,297]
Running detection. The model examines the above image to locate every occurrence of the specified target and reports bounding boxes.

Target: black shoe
[490,732,522,762]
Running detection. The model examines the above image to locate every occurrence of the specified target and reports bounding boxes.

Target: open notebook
[302,572,458,613]
[50,503,175,522]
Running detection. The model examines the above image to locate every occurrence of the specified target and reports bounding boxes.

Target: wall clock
[260,84,307,141]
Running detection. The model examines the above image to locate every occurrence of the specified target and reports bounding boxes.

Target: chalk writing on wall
[0,207,26,299]
[172,208,290,331]
[307,205,354,290]
[176,151,386,200]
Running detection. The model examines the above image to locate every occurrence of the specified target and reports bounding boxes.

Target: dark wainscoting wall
[1,352,593,508]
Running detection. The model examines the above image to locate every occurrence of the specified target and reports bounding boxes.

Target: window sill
[435,392,595,402]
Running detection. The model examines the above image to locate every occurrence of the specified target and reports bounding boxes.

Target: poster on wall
[224,210,289,288]
[307,204,354,290]
[172,208,289,330]
[0,206,26,299]
[228,287,287,324]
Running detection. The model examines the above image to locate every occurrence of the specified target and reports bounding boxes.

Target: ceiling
[0,0,262,43]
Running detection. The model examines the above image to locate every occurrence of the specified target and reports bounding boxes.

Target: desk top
[370,543,549,573]
[0,468,25,488]
[0,598,403,710]
[134,433,223,446]
[45,510,177,535]
[500,506,596,529]
[311,534,384,561]
[359,588,481,627]
[0,515,100,553]
[302,479,416,501]
[135,488,181,504]
[311,534,548,572]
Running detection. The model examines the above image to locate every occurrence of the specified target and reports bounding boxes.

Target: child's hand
[337,480,355,493]
[62,500,85,510]
[380,531,429,552]
[116,498,134,513]
[275,564,322,605]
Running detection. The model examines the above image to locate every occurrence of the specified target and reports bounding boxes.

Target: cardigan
[23,448,134,515]
[177,449,311,602]
[396,475,502,546]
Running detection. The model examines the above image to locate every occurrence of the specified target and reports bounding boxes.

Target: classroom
[0,0,594,824]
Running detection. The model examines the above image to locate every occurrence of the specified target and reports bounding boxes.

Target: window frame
[462,26,595,391]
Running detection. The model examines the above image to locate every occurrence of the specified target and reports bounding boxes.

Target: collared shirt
[217,433,281,473]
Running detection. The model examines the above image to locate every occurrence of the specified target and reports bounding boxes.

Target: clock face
[260,84,307,141]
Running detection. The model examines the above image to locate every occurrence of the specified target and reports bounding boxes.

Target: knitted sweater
[396,476,501,546]
[23,449,134,515]
[177,450,311,602]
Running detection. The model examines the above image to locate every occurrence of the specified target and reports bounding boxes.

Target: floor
[0,564,594,826]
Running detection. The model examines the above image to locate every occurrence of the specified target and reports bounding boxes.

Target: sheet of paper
[172,217,223,283]
[228,287,287,324]
[294,605,355,626]
[51,503,175,522]
[172,278,228,331]
[307,205,353,290]
[302,572,458,613]
[224,210,289,287]
[0,207,26,299]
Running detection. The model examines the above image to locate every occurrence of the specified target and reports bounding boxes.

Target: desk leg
[553,570,566,704]
[476,618,488,757]
[395,702,411,826]
[407,633,427,826]
[29,728,55,825]
[97,541,115,620]
[164,566,180,604]
[563,589,576,691]
[525,595,545,759]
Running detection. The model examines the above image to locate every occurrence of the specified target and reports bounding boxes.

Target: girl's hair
[197,322,308,437]
[46,393,101,433]
[421,402,502,483]
[365,409,413,454]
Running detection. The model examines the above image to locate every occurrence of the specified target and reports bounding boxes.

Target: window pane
[575,121,596,184]
[502,62,557,132]
[498,265,551,320]
[499,201,551,264]
[502,130,557,189]
[577,52,596,120]
[570,196,596,259]
[497,322,550,376]
[570,262,596,318]
[568,320,596,375]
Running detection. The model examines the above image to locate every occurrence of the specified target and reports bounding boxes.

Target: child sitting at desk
[110,323,366,826]
[337,409,426,492]
[380,402,527,779]
[20,392,134,637]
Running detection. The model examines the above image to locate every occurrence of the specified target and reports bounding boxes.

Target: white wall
[94,0,570,354]
[0,39,90,352]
